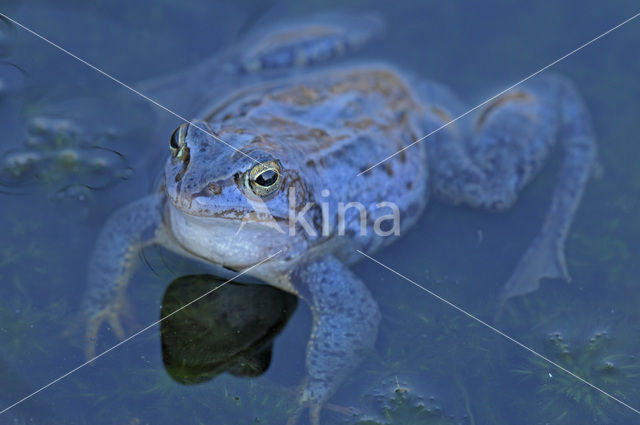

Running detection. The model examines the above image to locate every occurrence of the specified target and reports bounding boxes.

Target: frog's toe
[497,237,571,317]
[285,402,321,425]
[325,402,362,417]
[107,297,137,340]
[106,311,125,340]
[84,310,109,360]
[285,407,303,425]
[309,404,321,425]
[84,303,134,360]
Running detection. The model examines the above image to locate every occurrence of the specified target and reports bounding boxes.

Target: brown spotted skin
[80,12,596,425]
[167,67,428,260]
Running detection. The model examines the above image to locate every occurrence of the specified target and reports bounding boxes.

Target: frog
[76,11,596,425]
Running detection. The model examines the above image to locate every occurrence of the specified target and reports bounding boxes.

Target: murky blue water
[1,1,640,424]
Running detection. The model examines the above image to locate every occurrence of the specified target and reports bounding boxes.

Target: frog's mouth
[168,195,289,227]
[166,201,291,267]
[167,184,290,226]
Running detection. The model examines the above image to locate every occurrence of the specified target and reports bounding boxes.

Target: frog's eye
[246,160,282,197]
[169,124,188,160]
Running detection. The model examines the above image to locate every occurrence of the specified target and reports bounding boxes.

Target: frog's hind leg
[236,12,384,73]
[136,12,384,120]
[494,78,597,314]
[420,77,596,315]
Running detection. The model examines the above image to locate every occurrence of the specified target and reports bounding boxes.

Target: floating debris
[2,151,41,179]
[25,116,81,149]
[0,115,133,193]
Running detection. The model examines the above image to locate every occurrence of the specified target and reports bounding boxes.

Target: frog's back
[144,11,427,256]
[203,66,428,255]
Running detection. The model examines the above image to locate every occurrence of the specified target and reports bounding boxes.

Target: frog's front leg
[285,256,380,425]
[75,193,165,358]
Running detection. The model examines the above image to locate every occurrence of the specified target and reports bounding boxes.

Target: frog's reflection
[160,275,298,385]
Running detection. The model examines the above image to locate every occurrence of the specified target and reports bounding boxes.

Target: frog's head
[163,121,317,269]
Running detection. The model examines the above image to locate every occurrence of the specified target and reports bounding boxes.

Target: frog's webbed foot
[65,281,141,359]
[495,79,596,316]
[70,194,164,359]
[495,234,570,320]
[286,256,380,425]
[285,406,304,425]
[417,76,596,317]
[286,383,357,425]
[81,295,135,359]
[62,300,125,359]
[285,381,328,425]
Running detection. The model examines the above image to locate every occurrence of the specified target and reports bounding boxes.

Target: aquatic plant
[108,366,297,425]
[348,376,460,425]
[514,327,640,423]
[0,215,69,356]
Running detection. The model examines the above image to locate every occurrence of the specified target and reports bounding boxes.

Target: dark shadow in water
[160,275,298,385]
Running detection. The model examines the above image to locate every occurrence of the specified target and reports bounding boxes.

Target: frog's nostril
[206,182,222,195]
[190,182,222,199]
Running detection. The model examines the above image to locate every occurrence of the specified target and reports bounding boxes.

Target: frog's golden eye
[246,160,282,196]
[169,124,188,160]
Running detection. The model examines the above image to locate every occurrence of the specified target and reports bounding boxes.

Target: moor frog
[77,12,596,425]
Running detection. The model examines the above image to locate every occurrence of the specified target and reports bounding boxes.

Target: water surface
[1,1,640,424]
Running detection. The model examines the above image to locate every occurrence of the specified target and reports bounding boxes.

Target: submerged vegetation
[514,326,640,423]
[0,116,132,197]
[348,376,461,425]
